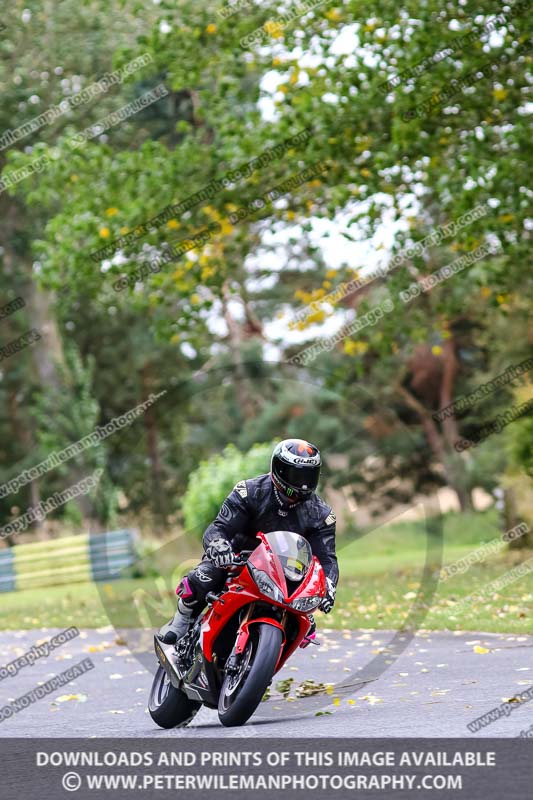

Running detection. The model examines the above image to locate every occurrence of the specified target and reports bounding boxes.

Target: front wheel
[148,665,201,729]
[218,623,283,727]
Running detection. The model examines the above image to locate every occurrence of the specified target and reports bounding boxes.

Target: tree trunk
[221,281,257,420]
[397,383,472,512]
[439,336,473,511]
[140,363,165,528]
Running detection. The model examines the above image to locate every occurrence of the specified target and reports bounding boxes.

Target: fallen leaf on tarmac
[473,646,490,654]
[315,711,332,716]
[295,680,326,698]
[86,642,113,653]
[114,636,128,646]
[55,694,87,703]
[359,695,383,705]
[333,698,340,706]
[275,678,294,698]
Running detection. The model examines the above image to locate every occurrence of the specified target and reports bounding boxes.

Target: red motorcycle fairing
[199,531,325,674]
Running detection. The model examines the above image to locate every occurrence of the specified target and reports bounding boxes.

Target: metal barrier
[0,529,138,592]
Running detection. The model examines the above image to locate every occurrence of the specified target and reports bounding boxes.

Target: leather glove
[319,577,336,613]
[205,537,234,567]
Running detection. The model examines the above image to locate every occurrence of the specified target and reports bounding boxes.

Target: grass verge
[0,510,531,633]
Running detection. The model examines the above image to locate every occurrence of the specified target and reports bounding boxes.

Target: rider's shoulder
[231,479,249,499]
[231,474,269,501]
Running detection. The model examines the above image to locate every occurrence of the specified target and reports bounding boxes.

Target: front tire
[149,665,201,729]
[218,623,283,727]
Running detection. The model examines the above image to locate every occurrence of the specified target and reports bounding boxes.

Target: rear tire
[149,665,201,729]
[218,623,283,727]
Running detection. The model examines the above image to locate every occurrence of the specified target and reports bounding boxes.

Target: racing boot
[157,599,196,645]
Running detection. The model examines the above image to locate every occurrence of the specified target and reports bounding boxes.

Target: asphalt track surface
[0,627,531,738]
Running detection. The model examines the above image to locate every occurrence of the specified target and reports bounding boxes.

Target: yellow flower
[306,310,326,324]
[190,293,201,305]
[431,345,443,356]
[343,340,359,355]
[264,20,284,38]
[119,226,129,235]
[105,207,118,217]
[289,70,299,85]
[206,23,217,34]
[278,83,289,94]
[326,9,342,21]
[493,87,507,102]
[326,269,337,279]
[220,219,234,236]
[170,333,180,344]
[99,227,110,238]
[323,280,331,289]
[201,266,215,281]
[70,174,79,182]
[166,219,180,229]
[272,57,283,67]
[360,168,371,178]
[480,286,491,298]
[286,210,296,221]
[496,294,507,304]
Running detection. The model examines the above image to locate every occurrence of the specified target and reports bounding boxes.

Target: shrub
[182,442,275,539]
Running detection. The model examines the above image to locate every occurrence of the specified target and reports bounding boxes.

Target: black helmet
[271,439,321,502]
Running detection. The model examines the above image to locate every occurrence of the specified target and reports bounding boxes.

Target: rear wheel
[218,623,283,727]
[148,665,201,729]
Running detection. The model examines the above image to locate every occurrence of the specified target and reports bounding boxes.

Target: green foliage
[0,0,530,536]
[182,441,275,538]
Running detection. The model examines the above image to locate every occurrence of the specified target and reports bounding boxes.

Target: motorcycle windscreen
[263,531,313,582]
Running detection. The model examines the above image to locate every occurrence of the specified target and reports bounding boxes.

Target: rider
[158,438,338,644]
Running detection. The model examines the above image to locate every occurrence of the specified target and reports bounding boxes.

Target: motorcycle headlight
[290,595,322,612]
[249,565,285,604]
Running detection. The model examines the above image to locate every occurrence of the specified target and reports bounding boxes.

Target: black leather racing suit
[178,473,338,614]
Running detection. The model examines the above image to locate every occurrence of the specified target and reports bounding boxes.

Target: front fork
[225,606,287,676]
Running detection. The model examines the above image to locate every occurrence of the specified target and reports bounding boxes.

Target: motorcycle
[149,529,326,728]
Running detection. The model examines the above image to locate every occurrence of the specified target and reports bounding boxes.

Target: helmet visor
[275,461,319,493]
